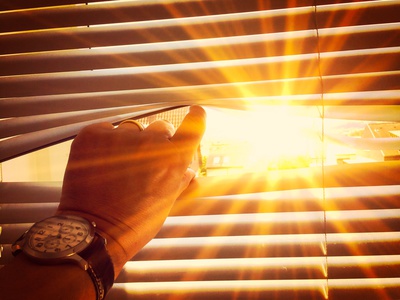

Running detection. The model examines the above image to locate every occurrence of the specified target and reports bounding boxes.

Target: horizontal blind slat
[0,31,318,76]
[3,163,398,213]
[0,181,62,203]
[107,278,400,300]
[328,278,400,300]
[117,257,327,282]
[133,234,326,260]
[0,0,111,11]
[0,211,325,243]
[1,166,399,203]
[2,208,398,243]
[0,203,58,224]
[328,232,400,256]
[316,0,400,29]
[107,279,327,300]
[0,0,311,33]
[319,22,400,52]
[0,55,320,98]
[2,70,398,111]
[0,8,314,55]
[329,255,400,279]
[320,47,400,76]
[4,0,397,34]
[323,71,400,93]
[2,88,399,119]
[175,163,400,205]
[0,224,31,244]
[0,234,327,261]
[116,255,400,282]
[0,79,323,117]
[125,232,400,260]
[324,104,400,122]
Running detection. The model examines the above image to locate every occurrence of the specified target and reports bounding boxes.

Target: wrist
[2,252,97,300]
[55,209,128,278]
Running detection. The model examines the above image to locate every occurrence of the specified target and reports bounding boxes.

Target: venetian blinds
[1,0,400,299]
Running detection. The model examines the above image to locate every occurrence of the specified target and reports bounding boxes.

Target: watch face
[23,215,95,260]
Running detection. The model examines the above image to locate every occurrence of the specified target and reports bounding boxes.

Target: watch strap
[80,232,114,300]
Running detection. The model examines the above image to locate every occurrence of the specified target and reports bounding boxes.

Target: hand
[56,106,206,276]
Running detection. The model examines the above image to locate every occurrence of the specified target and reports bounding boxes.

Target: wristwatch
[12,214,114,300]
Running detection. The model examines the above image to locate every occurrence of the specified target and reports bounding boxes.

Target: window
[1,0,400,299]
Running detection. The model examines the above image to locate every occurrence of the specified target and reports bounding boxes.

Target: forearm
[0,254,96,300]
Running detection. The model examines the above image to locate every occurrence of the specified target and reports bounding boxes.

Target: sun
[203,106,319,172]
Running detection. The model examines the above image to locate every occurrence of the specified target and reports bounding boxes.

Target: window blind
[1,0,400,299]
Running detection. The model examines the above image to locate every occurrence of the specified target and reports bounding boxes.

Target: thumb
[178,168,196,193]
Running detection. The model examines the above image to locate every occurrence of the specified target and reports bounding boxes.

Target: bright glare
[203,106,320,174]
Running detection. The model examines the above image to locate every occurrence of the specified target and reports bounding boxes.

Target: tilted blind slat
[328,278,400,300]
[320,47,400,76]
[1,168,398,211]
[133,234,326,261]
[0,0,312,33]
[4,0,398,34]
[108,279,328,300]
[0,203,58,224]
[107,278,400,300]
[2,89,399,120]
[316,1,400,29]
[0,55,320,98]
[0,182,62,203]
[0,223,33,244]
[0,104,177,138]
[329,255,400,279]
[327,232,400,256]
[1,70,398,107]
[117,255,400,282]
[318,23,400,52]
[324,104,400,122]
[1,211,325,244]
[118,257,327,282]
[0,31,318,76]
[0,79,323,117]
[2,208,398,244]
[0,110,161,162]
[0,8,315,55]
[0,0,112,11]
[322,71,400,93]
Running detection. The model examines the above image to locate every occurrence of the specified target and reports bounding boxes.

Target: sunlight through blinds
[1,0,400,299]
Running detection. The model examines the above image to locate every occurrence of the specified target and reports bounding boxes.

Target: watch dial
[27,216,91,254]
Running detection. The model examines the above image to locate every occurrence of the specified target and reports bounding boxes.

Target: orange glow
[203,106,320,174]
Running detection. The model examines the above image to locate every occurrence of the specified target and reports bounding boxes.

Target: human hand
[56,106,206,275]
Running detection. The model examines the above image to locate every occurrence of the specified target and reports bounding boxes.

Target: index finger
[171,105,206,162]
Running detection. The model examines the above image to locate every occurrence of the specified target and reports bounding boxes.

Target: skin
[0,105,207,300]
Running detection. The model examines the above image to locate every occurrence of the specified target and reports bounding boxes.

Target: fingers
[73,122,114,146]
[171,105,206,162]
[145,119,175,139]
